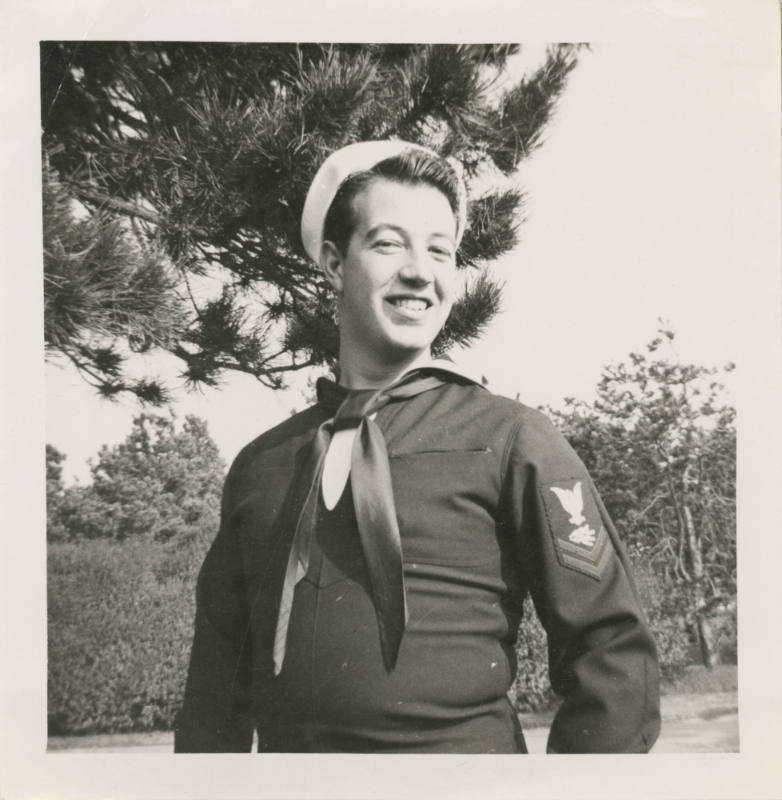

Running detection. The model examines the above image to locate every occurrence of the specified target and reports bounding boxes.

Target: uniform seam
[499,415,524,493]
[310,544,324,750]
[641,652,651,752]
[402,554,502,567]
[388,447,493,457]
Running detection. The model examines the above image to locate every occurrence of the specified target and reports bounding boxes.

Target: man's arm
[505,409,661,753]
[174,459,255,752]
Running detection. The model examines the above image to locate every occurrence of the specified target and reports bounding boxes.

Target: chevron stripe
[559,531,611,579]
[558,527,608,563]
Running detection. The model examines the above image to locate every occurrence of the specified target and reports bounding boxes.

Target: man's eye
[430,246,453,259]
[374,239,402,250]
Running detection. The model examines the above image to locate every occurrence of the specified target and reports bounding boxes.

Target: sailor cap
[300,140,467,264]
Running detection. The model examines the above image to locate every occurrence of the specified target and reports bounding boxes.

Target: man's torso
[227,379,530,752]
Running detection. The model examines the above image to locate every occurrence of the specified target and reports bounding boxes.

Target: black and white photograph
[1,1,781,799]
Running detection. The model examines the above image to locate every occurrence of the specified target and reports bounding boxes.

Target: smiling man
[175,140,661,753]
[320,174,458,382]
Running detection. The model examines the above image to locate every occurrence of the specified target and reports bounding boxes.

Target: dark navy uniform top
[175,377,661,753]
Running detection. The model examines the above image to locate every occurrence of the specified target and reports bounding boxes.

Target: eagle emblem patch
[540,479,611,580]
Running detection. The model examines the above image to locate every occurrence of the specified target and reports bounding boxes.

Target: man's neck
[337,347,434,390]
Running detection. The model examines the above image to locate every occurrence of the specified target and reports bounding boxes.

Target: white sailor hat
[300,140,468,264]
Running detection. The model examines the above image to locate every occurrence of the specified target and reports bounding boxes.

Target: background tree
[548,329,736,668]
[46,444,70,541]
[47,414,226,735]
[49,413,225,542]
[41,42,583,401]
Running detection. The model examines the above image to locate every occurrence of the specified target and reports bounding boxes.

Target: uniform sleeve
[174,457,255,752]
[503,409,661,753]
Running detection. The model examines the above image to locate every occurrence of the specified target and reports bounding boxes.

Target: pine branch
[378,45,494,144]
[57,343,170,405]
[490,44,584,173]
[70,184,161,225]
[459,188,525,267]
[433,272,503,354]
[43,42,586,396]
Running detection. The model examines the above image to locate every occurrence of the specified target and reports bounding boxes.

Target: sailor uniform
[175,370,660,753]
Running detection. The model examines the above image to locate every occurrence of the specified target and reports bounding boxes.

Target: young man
[175,140,661,753]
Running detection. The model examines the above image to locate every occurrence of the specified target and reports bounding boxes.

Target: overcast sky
[45,41,752,481]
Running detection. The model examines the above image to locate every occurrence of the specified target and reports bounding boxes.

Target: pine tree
[41,42,584,401]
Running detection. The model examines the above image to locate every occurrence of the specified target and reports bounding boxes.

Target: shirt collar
[315,357,482,414]
[423,357,482,386]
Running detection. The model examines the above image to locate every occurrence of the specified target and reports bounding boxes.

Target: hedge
[47,536,208,735]
[48,539,727,735]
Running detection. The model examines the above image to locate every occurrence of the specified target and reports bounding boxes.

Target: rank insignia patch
[540,479,612,580]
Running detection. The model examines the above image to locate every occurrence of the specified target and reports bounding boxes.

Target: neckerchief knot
[332,389,381,431]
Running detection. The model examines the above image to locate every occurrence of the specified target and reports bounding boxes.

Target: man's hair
[322,148,463,255]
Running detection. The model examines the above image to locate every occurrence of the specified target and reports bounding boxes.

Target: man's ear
[320,240,344,293]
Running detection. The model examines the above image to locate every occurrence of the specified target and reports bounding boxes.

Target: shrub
[510,556,700,714]
[47,533,209,735]
[660,663,738,696]
[711,610,738,665]
[49,529,724,734]
[510,598,556,713]
[632,561,697,676]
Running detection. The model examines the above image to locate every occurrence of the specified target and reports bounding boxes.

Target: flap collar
[315,358,482,415]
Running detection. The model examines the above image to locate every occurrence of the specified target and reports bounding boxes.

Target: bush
[49,531,727,735]
[47,533,210,735]
[660,663,737,696]
[631,562,692,675]
[633,560,737,672]
[711,610,738,665]
[510,598,556,713]
[510,557,702,714]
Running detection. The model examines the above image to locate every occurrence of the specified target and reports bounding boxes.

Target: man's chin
[382,321,442,350]
[374,338,435,368]
[343,323,442,369]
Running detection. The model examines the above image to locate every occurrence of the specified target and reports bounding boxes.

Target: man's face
[324,178,459,368]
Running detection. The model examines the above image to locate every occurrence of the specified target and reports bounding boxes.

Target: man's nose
[398,247,432,285]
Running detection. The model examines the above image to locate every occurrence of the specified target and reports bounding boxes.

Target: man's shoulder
[229,403,322,477]
[416,379,565,457]
[445,380,558,430]
[451,383,574,457]
[486,394,583,475]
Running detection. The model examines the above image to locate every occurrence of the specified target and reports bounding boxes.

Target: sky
[45,40,746,482]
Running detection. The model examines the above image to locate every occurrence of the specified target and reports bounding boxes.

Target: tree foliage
[46,444,71,541]
[47,414,225,734]
[43,167,184,402]
[548,329,736,667]
[48,413,225,542]
[41,42,584,401]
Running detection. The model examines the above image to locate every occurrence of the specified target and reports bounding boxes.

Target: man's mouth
[387,297,432,312]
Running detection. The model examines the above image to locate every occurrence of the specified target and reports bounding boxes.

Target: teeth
[392,298,428,311]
